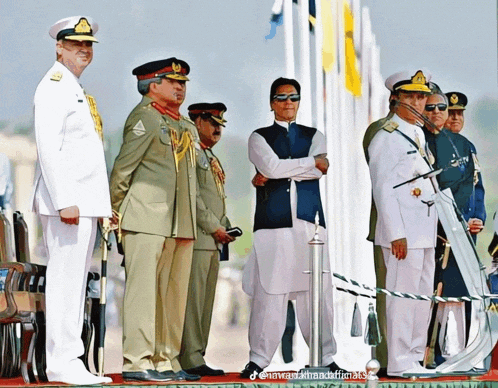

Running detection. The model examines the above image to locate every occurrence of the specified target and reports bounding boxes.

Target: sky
[1,0,496,136]
[363,0,497,101]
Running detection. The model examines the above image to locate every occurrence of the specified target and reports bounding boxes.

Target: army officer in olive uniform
[110,58,200,382]
[179,103,236,376]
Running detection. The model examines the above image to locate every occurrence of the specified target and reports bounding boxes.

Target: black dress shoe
[123,369,174,382]
[377,367,388,378]
[185,364,225,376]
[175,370,201,381]
[240,361,263,379]
[326,362,349,374]
[159,370,177,380]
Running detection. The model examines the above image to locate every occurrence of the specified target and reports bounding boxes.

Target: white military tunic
[368,114,437,375]
[243,120,336,369]
[32,61,112,379]
[32,61,111,216]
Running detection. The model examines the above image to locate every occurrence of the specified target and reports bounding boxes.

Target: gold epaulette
[382,120,399,133]
[50,71,63,81]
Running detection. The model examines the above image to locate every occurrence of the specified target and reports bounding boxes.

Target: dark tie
[288,122,298,150]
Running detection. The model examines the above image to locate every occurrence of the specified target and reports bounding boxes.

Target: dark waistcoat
[253,123,326,232]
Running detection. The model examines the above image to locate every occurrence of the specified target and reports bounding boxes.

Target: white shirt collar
[274,120,296,131]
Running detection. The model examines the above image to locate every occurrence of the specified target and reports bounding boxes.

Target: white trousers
[40,215,97,375]
[248,260,336,369]
[382,247,434,374]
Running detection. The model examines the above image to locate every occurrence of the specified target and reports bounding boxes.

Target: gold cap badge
[450,94,458,105]
[172,62,181,73]
[411,70,426,86]
[74,18,91,34]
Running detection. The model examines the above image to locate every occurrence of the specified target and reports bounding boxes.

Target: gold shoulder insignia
[50,71,63,81]
[382,120,399,133]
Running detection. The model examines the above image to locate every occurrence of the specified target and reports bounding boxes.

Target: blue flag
[265,0,284,40]
[265,12,283,40]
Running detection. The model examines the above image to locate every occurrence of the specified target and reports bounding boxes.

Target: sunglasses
[273,94,301,102]
[425,103,447,112]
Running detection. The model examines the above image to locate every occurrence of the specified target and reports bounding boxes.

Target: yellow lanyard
[85,94,103,141]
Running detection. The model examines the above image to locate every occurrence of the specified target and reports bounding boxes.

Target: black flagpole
[98,218,111,377]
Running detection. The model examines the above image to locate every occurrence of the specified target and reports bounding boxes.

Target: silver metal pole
[293,212,336,382]
[309,212,324,367]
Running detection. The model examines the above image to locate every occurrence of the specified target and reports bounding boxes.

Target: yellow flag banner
[344,0,362,96]
[321,0,335,72]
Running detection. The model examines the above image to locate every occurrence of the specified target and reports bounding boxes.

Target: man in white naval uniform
[367,70,438,377]
[241,77,344,378]
[32,16,112,385]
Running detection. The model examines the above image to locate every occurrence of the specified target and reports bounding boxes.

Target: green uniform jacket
[195,147,230,250]
[110,96,197,238]
[362,111,395,242]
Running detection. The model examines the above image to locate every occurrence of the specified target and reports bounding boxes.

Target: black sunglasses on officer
[425,103,447,112]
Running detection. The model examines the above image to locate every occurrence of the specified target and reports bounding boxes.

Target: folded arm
[248,131,324,180]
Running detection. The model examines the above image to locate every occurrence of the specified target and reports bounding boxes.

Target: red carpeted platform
[1,345,498,387]
[1,370,498,387]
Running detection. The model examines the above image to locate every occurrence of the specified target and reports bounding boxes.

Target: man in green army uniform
[362,98,394,376]
[179,102,236,376]
[110,58,200,382]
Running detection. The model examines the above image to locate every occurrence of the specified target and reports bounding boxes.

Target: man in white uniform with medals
[241,77,344,378]
[366,70,438,377]
[32,16,112,385]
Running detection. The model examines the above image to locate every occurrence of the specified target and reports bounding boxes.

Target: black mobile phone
[226,227,243,237]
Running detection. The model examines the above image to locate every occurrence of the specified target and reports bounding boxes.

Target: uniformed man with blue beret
[31,16,113,385]
[110,58,200,382]
[422,91,486,363]
[179,102,235,376]
[444,92,486,236]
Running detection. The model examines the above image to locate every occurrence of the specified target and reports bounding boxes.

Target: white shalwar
[242,120,336,369]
